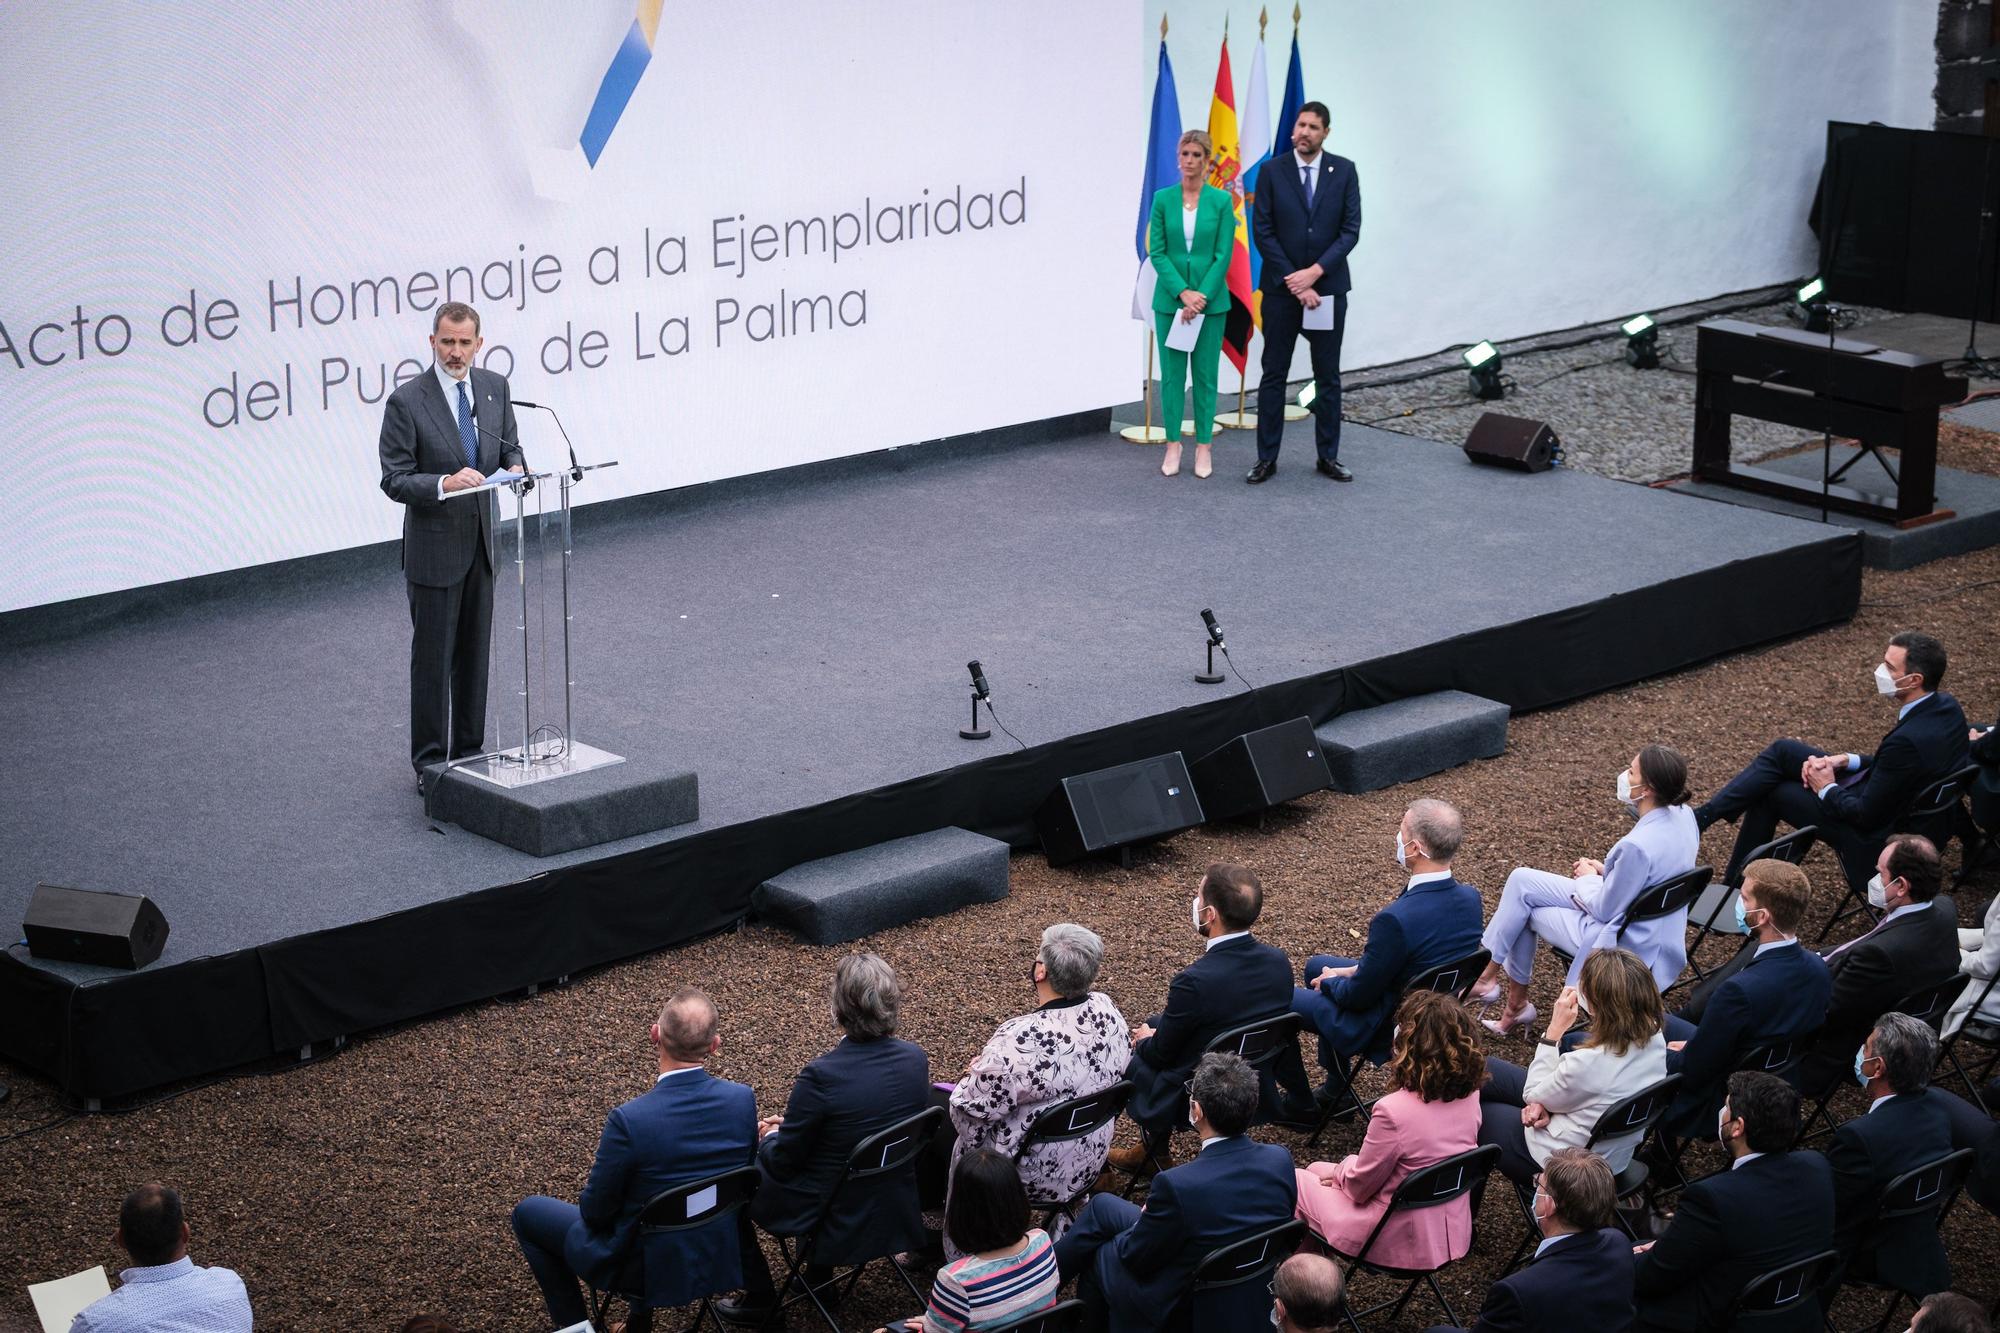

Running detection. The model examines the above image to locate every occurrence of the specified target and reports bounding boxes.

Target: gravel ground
[5,431,2000,1332]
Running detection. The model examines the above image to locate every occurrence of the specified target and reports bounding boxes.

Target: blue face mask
[1734,896,1750,933]
[1855,1048,1874,1087]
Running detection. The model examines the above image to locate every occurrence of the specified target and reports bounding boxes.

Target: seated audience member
[1633,1072,1834,1333]
[1829,1013,1957,1304]
[721,953,932,1326]
[1926,1080,2000,1215]
[1272,1252,1346,1333]
[1696,631,1968,889]
[1109,863,1292,1175]
[1658,859,1829,1138]
[1428,1148,1634,1333]
[68,1184,252,1333]
[1943,880,2000,1037]
[511,986,756,1331]
[878,1149,1059,1333]
[943,923,1128,1250]
[1908,1291,1994,1333]
[1796,834,1959,1094]
[1056,1053,1297,1333]
[1275,800,1483,1116]
[1472,745,1699,1033]
[1295,991,1485,1268]
[1478,948,1668,1186]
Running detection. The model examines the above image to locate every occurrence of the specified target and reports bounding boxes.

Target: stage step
[1313,690,1510,794]
[753,827,1010,946]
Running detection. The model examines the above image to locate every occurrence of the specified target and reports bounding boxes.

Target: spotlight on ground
[1463,341,1505,400]
[1621,313,1660,370]
[1797,277,1833,334]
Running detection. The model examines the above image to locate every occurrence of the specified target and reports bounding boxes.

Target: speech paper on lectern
[0,2,1138,612]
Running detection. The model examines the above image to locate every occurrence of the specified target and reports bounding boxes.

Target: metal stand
[1195,640,1225,685]
[1960,134,2000,378]
[960,691,992,740]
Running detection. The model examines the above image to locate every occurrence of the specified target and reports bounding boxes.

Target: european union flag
[1135,38,1182,260]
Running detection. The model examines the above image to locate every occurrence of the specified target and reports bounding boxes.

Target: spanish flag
[1206,37,1256,376]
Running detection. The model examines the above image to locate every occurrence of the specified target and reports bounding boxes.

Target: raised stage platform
[0,418,1863,1101]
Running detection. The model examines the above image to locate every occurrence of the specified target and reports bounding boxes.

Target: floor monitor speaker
[24,884,170,969]
[1189,716,1334,821]
[1036,753,1205,866]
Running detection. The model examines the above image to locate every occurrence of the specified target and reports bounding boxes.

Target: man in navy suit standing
[1249,100,1361,485]
[511,986,757,1330]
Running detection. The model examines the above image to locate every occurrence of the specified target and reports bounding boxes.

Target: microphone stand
[1961,133,2000,379]
[961,685,992,740]
[514,401,618,754]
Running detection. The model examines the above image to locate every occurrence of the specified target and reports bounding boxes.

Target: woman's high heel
[1161,441,1182,477]
[1482,1003,1538,1038]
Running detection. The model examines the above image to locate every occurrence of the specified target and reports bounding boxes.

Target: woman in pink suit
[1294,990,1486,1270]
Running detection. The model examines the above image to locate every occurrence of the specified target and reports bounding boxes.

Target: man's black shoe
[712,1296,779,1329]
[1245,460,1277,484]
[1316,459,1353,482]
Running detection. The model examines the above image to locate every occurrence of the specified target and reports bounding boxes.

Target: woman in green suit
[1148,129,1235,478]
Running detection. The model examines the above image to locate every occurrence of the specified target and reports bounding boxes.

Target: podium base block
[426,742,698,856]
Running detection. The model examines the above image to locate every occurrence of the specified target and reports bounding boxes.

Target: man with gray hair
[1273,1252,1345,1332]
[1827,1011,1957,1303]
[512,986,756,1330]
[1275,799,1483,1123]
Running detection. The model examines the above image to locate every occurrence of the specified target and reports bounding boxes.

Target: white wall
[1148,0,1938,385]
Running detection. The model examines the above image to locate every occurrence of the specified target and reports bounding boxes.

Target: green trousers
[1155,309,1225,443]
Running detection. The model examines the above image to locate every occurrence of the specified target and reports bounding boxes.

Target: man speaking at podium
[378,301,524,789]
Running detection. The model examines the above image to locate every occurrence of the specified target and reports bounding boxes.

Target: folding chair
[1187,1218,1308,1331]
[1799,975,1973,1143]
[767,1104,945,1332]
[1497,1073,1683,1274]
[1661,1036,1807,1191]
[1013,1079,1132,1229]
[1938,970,2000,1100]
[982,1299,1084,1333]
[592,1165,762,1333]
[1718,1249,1843,1326]
[1312,1143,1500,1330]
[1822,1148,1975,1333]
[1816,769,1977,946]
[1680,831,1815,990]
[1549,865,1712,978]
[1111,1014,1301,1199]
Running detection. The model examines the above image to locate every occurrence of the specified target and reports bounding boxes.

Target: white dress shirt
[1205,929,1251,951]
[70,1256,252,1333]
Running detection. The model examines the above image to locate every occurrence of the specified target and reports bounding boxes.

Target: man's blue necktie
[1301,163,1316,207]
[455,379,479,469]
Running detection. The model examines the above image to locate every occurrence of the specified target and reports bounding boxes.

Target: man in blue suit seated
[1428,1147,1634,1333]
[1697,632,1969,889]
[1634,1072,1835,1333]
[1274,799,1483,1122]
[1105,863,1294,1176]
[511,986,757,1330]
[1658,859,1830,1138]
[1056,1052,1299,1333]
[1827,1013,1958,1306]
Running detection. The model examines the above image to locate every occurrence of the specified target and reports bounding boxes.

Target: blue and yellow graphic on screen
[580,0,663,166]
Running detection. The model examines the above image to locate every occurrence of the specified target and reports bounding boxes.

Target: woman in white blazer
[1944,891,2000,1037]
[1476,948,1669,1185]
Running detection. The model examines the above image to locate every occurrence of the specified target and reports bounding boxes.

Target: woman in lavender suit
[1472,745,1700,1036]
[945,923,1130,1256]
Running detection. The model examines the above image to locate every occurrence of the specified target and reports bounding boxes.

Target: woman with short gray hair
[941,923,1129,1257]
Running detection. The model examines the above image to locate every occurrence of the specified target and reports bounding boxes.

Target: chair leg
[887,1254,928,1305]
[1308,1055,1366,1148]
[1498,1181,1539,1276]
[1383,1275,1422,1324]
[1872,1288,1908,1333]
[1426,1272,1461,1329]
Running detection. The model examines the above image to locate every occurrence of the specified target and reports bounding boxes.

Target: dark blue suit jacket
[1459,1227,1634,1333]
[1321,875,1485,1060]
[1666,940,1830,1134]
[753,1035,931,1264]
[1635,1150,1834,1333]
[1820,692,1969,837]
[1126,934,1294,1130]
[571,1068,757,1308]
[1251,150,1361,296]
[1828,1090,1957,1299]
[1093,1135,1298,1332]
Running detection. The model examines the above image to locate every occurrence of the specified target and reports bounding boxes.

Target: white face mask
[1874,662,1903,696]
[1616,769,1642,814]
[1395,831,1408,868]
[1866,874,1888,909]
[1717,1104,1733,1148]
[1191,894,1206,933]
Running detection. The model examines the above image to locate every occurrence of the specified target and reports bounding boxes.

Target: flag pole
[1281,0,1310,422]
[1120,327,1168,444]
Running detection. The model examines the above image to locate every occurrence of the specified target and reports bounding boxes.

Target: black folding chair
[1548,866,1712,980]
[1719,1249,1843,1326]
[1902,764,1981,849]
[972,1298,1085,1333]
[1187,1218,1308,1331]
[1312,1143,1499,1329]
[1662,1036,1807,1190]
[1406,947,1491,1001]
[1497,1073,1683,1274]
[587,1164,763,1333]
[1113,1014,1302,1198]
[1938,970,2000,1100]
[1680,832,1815,988]
[1823,1148,1975,1333]
[768,1104,945,1332]
[1014,1079,1132,1228]
[1799,975,1973,1143]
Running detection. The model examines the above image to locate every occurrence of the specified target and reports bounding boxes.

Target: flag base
[1283,404,1311,421]
[1120,425,1171,444]
[1215,410,1257,430]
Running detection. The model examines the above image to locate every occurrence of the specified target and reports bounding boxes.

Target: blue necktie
[1301,163,1316,208]
[455,379,478,469]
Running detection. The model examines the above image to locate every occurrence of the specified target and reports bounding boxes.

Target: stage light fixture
[1621,313,1660,370]
[1797,276,1833,334]
[1463,341,1505,400]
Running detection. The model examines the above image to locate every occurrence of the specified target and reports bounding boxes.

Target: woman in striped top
[880,1149,1060,1333]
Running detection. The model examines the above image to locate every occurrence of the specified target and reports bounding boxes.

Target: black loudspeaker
[23,884,170,969]
[1036,752,1205,866]
[1463,412,1558,472]
[1189,716,1334,821]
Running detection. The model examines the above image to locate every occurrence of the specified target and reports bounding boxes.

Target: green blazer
[1148,184,1235,316]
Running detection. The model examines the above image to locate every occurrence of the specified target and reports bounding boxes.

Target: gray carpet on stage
[0,421,1846,977]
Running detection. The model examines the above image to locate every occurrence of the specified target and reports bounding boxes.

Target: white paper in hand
[29,1267,110,1333]
[1164,312,1205,352]
[1302,299,1336,332]
[1131,259,1157,322]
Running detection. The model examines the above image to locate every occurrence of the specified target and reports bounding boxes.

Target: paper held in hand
[1164,312,1205,352]
[1302,298,1336,331]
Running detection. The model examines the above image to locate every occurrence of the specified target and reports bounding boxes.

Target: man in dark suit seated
[1105,863,1293,1175]
[1659,860,1830,1138]
[1696,631,1969,889]
[1908,1292,1995,1332]
[1056,1053,1299,1333]
[1828,1012,1958,1306]
[1427,1148,1633,1333]
[1634,1071,1834,1333]
[1272,1253,1346,1333]
[1274,799,1483,1121]
[511,986,757,1331]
